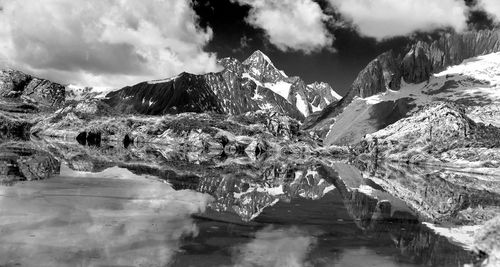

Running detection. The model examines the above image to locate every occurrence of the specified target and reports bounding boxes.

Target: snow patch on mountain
[311,103,322,113]
[66,84,114,100]
[439,52,500,85]
[147,75,180,84]
[295,93,309,117]
[242,73,263,86]
[279,70,288,78]
[331,88,342,100]
[264,81,292,100]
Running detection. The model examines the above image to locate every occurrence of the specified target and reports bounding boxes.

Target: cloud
[232,35,253,53]
[232,226,317,267]
[232,0,334,53]
[479,0,500,21]
[329,0,469,40]
[0,0,220,88]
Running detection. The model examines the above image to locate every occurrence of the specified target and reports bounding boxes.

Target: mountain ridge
[104,50,340,120]
[304,29,500,145]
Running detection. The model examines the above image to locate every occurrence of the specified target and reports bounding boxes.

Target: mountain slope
[305,30,500,145]
[105,72,225,115]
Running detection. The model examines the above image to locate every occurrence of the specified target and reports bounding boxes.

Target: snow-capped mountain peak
[238,50,340,117]
[243,50,288,82]
[65,84,115,100]
[244,50,275,68]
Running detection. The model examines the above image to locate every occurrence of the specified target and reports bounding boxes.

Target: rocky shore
[354,102,500,174]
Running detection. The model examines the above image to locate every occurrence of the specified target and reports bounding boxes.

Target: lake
[0,139,487,267]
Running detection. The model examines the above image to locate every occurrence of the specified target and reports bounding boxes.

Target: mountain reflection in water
[0,139,486,266]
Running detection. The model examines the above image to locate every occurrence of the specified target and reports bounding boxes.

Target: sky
[0,0,498,95]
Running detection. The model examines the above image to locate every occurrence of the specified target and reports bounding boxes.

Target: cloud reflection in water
[0,165,213,266]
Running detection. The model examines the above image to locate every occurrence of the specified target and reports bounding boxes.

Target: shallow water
[0,140,488,267]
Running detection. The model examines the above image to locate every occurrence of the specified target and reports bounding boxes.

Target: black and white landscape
[1,0,500,266]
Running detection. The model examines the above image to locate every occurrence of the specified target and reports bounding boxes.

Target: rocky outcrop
[350,51,402,99]
[355,102,500,168]
[0,69,65,109]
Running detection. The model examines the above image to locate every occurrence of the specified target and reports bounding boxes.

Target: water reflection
[0,165,212,266]
[232,226,317,267]
[0,141,60,185]
[0,139,487,266]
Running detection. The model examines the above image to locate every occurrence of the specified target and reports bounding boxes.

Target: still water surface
[0,156,481,267]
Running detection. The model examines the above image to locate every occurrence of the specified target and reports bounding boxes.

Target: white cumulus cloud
[479,0,500,21]
[329,0,469,40]
[232,0,334,53]
[0,0,220,88]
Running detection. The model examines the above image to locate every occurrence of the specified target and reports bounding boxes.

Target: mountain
[239,50,342,116]
[104,50,340,121]
[0,69,65,112]
[304,30,500,145]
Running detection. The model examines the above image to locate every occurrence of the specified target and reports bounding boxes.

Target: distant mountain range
[104,50,340,121]
[2,30,500,146]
